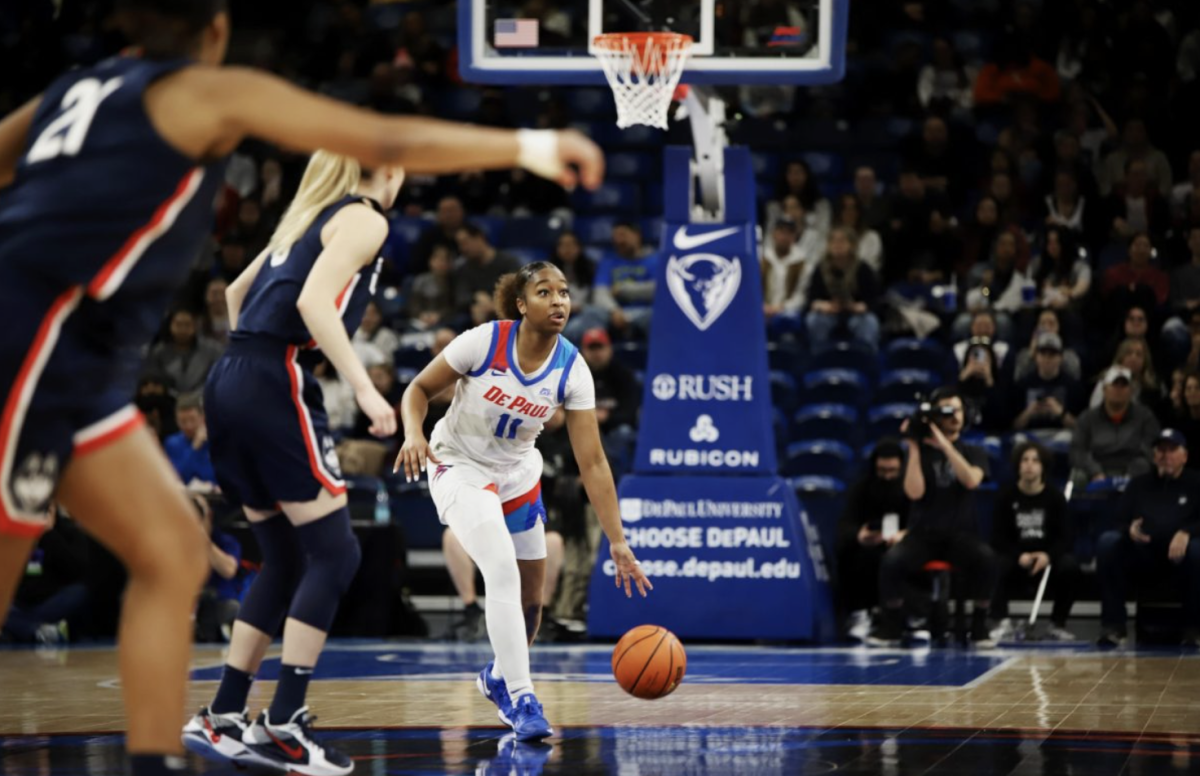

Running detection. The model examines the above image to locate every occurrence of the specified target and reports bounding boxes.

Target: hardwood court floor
[1,642,1199,774]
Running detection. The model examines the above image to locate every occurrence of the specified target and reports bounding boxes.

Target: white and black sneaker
[182,706,282,768]
[244,707,354,776]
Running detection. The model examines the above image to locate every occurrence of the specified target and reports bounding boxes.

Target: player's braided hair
[115,0,227,58]
[493,261,558,321]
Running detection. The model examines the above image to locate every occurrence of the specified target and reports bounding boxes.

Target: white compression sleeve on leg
[448,489,534,700]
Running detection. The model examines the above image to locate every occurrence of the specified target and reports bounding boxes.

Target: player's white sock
[490,661,504,680]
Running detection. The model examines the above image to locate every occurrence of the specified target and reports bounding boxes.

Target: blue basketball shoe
[477,661,514,725]
[509,694,553,741]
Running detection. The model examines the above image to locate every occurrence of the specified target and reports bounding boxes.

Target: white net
[593,32,693,130]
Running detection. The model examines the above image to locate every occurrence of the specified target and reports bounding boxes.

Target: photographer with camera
[868,387,999,645]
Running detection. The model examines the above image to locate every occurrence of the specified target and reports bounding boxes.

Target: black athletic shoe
[243,707,353,776]
[1097,627,1126,649]
[970,610,995,647]
[866,609,904,646]
[1182,629,1200,649]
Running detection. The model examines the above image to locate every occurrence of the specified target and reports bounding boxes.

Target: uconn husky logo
[666,253,742,332]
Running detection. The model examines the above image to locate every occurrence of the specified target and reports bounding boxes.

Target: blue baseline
[189,645,1007,687]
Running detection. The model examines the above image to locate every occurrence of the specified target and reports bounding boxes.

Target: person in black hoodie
[990,442,1080,641]
[1096,429,1200,648]
[835,440,910,640]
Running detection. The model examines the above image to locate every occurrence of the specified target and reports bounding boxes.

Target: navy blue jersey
[235,195,385,349]
[0,55,226,351]
[0,55,226,535]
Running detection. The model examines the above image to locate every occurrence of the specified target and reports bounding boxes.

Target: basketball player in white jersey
[395,261,650,740]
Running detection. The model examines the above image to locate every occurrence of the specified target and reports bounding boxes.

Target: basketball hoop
[592,32,693,130]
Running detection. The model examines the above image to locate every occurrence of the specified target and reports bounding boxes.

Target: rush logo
[483,386,551,419]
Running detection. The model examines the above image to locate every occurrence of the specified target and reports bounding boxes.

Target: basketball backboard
[460,0,849,86]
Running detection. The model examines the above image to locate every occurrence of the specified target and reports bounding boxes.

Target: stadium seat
[564,88,616,119]
[787,475,847,495]
[506,247,549,264]
[809,341,878,383]
[768,341,806,378]
[802,369,870,408]
[783,440,856,480]
[884,338,951,377]
[612,341,648,370]
[387,477,442,550]
[770,371,800,416]
[431,88,483,120]
[498,216,569,250]
[867,403,915,442]
[572,215,620,246]
[573,181,642,215]
[792,404,859,447]
[394,344,432,370]
[608,152,658,178]
[874,368,939,405]
[799,151,844,182]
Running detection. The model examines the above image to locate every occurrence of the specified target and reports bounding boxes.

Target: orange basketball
[611,624,687,700]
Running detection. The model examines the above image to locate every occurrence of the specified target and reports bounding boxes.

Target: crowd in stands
[5,0,1200,645]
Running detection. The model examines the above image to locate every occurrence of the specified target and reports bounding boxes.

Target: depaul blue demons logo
[666,227,742,332]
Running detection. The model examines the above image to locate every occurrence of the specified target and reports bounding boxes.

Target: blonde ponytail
[268,151,362,252]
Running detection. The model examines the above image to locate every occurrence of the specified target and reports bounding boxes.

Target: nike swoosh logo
[266,729,306,761]
[673,226,740,251]
[202,716,221,744]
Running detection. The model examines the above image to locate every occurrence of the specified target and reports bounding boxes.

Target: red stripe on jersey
[491,321,515,372]
[0,286,84,538]
[286,345,346,496]
[86,168,203,299]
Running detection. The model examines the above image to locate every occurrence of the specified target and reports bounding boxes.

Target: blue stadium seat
[472,216,505,247]
[345,476,387,522]
[572,181,642,215]
[394,344,432,370]
[640,217,664,246]
[793,404,859,447]
[874,369,939,405]
[750,152,780,177]
[800,151,844,182]
[768,341,806,378]
[867,403,915,442]
[431,88,483,120]
[612,342,648,370]
[802,369,870,408]
[564,88,616,118]
[498,216,568,250]
[884,338,951,377]
[788,475,847,495]
[608,152,658,178]
[809,341,878,383]
[572,215,620,246]
[506,247,549,264]
[783,440,856,480]
[387,477,442,549]
[770,371,800,416]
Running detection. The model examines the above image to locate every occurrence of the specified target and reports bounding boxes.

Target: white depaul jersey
[431,320,595,474]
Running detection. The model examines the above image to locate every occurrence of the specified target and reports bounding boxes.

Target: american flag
[494,18,539,48]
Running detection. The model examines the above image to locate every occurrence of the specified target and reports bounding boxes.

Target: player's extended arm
[394,354,463,481]
[0,96,40,190]
[205,68,603,189]
[225,248,269,332]
[565,408,651,597]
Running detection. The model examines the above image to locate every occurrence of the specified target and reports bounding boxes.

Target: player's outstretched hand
[394,433,441,483]
[610,541,652,599]
[356,385,398,438]
[553,130,605,191]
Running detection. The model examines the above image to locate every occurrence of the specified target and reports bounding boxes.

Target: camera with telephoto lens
[907,397,957,439]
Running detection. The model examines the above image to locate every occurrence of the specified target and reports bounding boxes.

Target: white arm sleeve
[440,324,494,376]
[563,357,596,411]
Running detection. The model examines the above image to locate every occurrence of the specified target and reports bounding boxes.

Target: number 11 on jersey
[494,413,523,439]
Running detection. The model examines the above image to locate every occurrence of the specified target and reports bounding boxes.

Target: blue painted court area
[189,643,1009,687]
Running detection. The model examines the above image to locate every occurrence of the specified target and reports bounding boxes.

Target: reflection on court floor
[2,642,1199,775]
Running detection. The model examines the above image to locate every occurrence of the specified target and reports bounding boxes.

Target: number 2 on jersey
[494,413,523,440]
[27,77,123,165]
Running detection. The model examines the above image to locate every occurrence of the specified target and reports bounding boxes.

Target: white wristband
[516,129,563,181]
